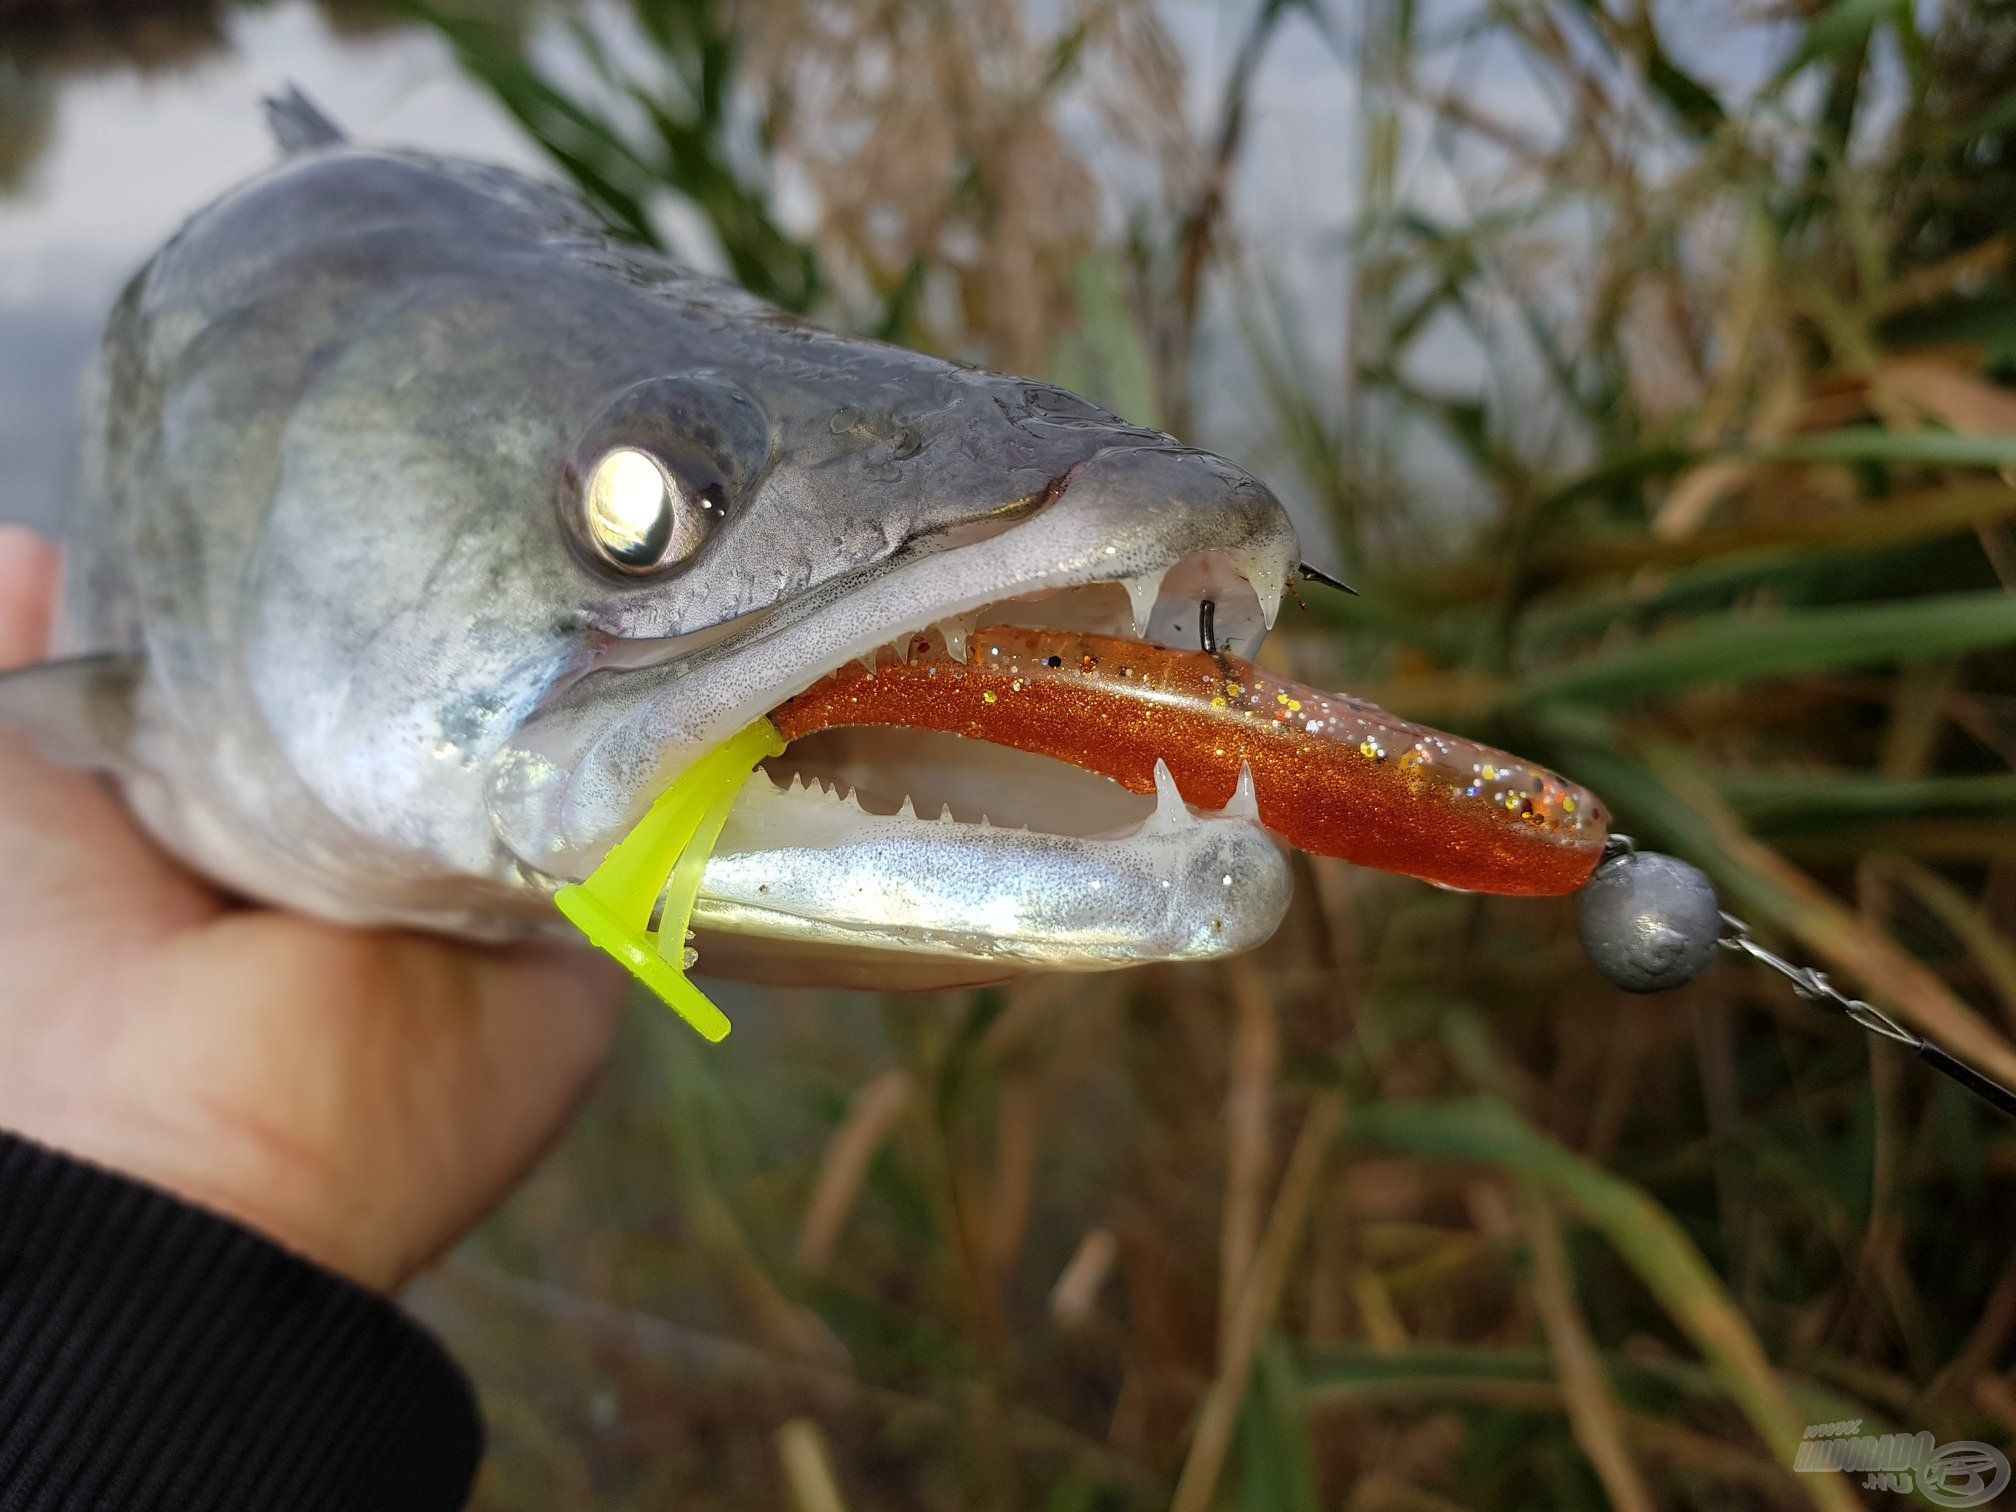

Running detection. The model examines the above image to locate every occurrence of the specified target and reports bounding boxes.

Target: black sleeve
[0,1130,482,1511]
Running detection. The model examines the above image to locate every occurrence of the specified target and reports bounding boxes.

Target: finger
[423,944,629,1244]
[0,527,219,934]
[0,526,60,670]
[316,936,628,1288]
[464,944,630,1126]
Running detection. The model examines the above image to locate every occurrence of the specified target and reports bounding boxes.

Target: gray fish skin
[46,131,1301,987]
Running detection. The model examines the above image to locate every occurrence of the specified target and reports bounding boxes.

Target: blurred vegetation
[0,0,533,192]
[403,0,2016,1507]
[0,0,426,74]
[52,0,2013,1505]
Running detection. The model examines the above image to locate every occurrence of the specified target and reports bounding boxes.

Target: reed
[404,1,2016,1504]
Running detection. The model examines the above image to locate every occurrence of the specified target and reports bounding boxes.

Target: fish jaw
[689,778,1292,990]
[491,442,1302,973]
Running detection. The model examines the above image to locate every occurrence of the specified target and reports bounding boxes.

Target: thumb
[0,526,59,670]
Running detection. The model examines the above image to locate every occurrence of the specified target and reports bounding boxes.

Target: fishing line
[1574,835,2016,1121]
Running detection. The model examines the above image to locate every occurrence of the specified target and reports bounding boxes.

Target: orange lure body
[773,626,1609,897]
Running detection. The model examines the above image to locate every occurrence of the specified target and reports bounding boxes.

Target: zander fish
[0,92,1604,993]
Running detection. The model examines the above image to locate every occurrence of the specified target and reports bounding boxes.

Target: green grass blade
[1298,1342,1883,1434]
[1518,590,2016,704]
[1746,426,2016,467]
[1236,1339,1321,1512]
[1716,770,2016,831]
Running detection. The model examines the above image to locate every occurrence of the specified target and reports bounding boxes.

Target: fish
[0,91,1597,993]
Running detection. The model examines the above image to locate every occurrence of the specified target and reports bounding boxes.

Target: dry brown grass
[390,0,2016,1505]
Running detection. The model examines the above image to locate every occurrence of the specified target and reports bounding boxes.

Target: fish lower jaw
[691,756,1290,971]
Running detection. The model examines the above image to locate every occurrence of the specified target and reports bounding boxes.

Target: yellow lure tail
[554,718,786,1042]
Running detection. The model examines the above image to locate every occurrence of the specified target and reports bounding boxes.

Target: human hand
[0,526,626,1292]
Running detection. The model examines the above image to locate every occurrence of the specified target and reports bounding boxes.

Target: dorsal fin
[263,85,347,155]
[0,654,141,772]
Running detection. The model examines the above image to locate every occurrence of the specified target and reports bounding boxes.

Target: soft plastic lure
[774,626,1609,897]
[554,718,784,1040]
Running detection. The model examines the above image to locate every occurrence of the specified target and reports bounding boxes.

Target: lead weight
[1577,847,1722,994]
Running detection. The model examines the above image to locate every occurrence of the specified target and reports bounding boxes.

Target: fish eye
[582,447,705,572]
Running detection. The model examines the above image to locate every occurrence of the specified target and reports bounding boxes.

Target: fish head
[110,147,1299,986]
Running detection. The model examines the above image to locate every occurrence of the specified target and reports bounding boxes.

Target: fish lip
[489,440,1302,881]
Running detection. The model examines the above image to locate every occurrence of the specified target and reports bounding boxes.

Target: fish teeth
[896,794,917,820]
[1224,547,1286,631]
[1121,569,1165,639]
[816,776,862,808]
[1253,574,1285,631]
[1224,762,1261,822]
[1143,757,1193,832]
[935,615,974,662]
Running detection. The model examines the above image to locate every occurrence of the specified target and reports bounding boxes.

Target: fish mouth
[490,444,1301,984]
[705,579,1295,984]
